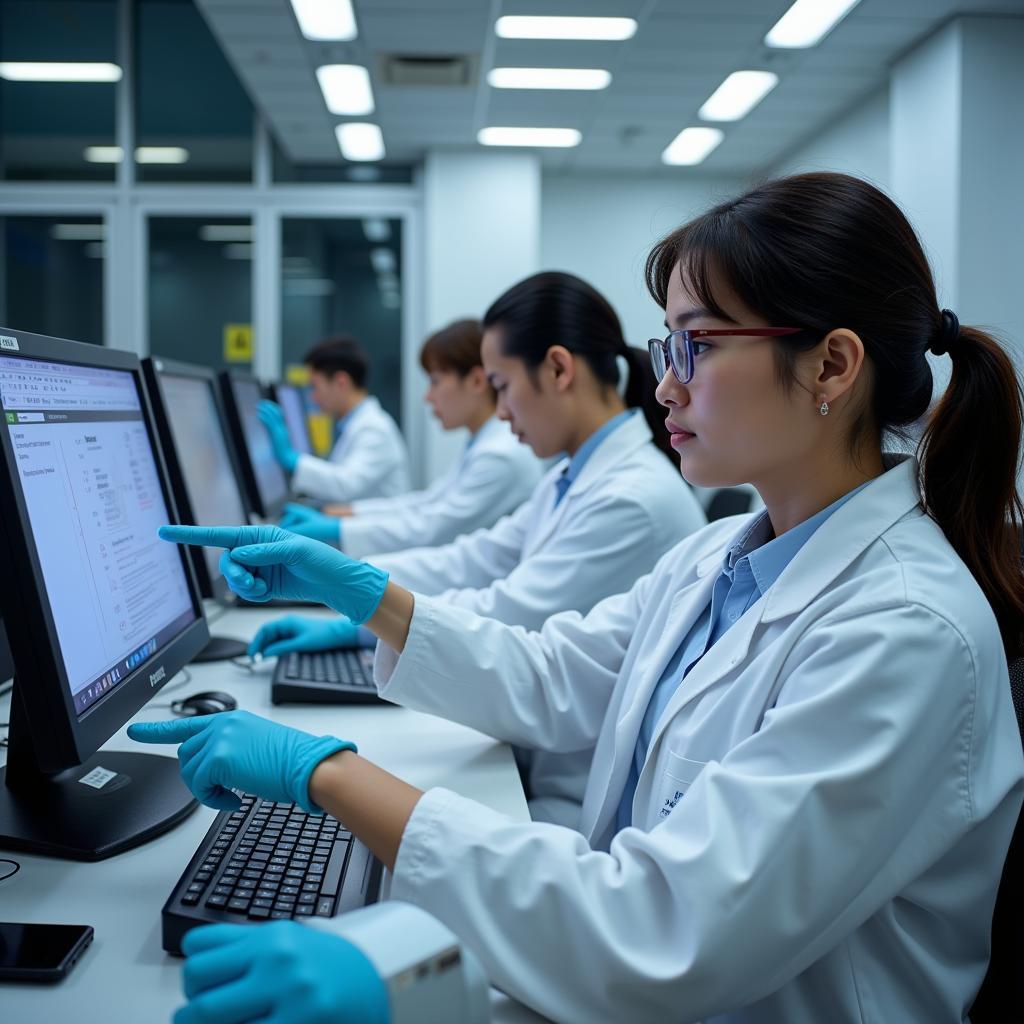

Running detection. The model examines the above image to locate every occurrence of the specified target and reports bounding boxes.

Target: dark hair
[482,271,674,463]
[304,335,369,389]
[646,172,1024,658]
[420,319,485,376]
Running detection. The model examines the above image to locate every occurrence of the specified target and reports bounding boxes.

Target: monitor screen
[0,355,196,717]
[159,372,249,584]
[230,376,288,513]
[276,384,312,456]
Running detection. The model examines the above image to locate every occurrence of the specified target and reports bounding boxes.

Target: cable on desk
[0,858,20,883]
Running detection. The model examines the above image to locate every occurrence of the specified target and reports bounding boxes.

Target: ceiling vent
[380,54,477,88]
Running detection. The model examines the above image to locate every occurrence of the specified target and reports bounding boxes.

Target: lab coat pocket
[659,751,707,819]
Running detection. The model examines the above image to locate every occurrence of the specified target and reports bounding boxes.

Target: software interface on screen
[0,356,195,715]
[160,373,249,583]
[276,385,312,455]
[231,377,288,511]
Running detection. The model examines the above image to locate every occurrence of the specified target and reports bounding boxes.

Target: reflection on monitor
[0,331,207,861]
[160,372,249,586]
[228,374,288,517]
[275,384,312,456]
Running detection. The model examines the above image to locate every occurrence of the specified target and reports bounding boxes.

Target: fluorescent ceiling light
[51,223,106,241]
[370,248,396,274]
[495,16,636,41]
[0,62,121,82]
[765,0,861,48]
[316,64,374,115]
[336,123,385,161]
[223,243,254,260]
[199,224,253,242]
[362,218,391,242]
[698,70,778,121]
[135,146,189,164]
[488,67,611,90]
[661,127,724,166]
[290,0,356,41]
[84,146,124,163]
[477,127,581,148]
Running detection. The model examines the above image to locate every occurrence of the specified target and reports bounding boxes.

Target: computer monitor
[0,618,12,686]
[270,382,312,456]
[0,327,209,861]
[218,371,289,519]
[141,357,252,603]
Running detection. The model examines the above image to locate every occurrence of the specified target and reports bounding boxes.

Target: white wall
[539,175,745,349]
[771,87,890,189]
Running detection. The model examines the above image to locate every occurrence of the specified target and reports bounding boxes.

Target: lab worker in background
[250,271,707,828]
[259,334,410,502]
[143,174,1024,1024]
[275,318,542,558]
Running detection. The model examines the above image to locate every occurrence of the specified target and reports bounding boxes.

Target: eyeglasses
[648,328,805,385]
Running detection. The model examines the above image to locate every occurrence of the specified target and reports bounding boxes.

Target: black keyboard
[162,793,381,954]
[271,647,387,705]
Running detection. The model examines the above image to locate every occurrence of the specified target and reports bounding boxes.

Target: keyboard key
[270,911,291,920]
[294,905,314,916]
[315,897,334,916]
[248,906,270,919]
[252,898,274,909]
[206,895,228,908]
[181,894,200,906]
[227,898,251,913]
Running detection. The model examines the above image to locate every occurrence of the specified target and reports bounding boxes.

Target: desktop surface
[0,604,541,1023]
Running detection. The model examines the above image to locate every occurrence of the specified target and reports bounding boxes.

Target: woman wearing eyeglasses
[137,173,1024,1024]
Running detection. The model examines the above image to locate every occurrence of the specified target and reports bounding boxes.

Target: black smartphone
[0,923,94,983]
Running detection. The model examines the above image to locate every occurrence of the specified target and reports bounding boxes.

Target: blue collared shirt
[553,409,636,507]
[614,481,869,832]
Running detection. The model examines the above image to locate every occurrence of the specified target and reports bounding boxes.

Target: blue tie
[553,470,571,508]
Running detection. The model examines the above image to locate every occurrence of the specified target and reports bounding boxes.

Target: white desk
[0,605,547,1024]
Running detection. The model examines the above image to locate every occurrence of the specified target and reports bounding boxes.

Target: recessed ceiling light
[290,0,357,41]
[336,123,385,161]
[0,62,122,82]
[84,146,124,163]
[316,65,374,115]
[495,16,636,41]
[661,127,724,166]
[698,71,779,121]
[370,248,396,274]
[362,218,391,242]
[135,147,189,164]
[487,67,612,90]
[51,224,106,241]
[199,225,253,242]
[477,127,582,148]
[765,0,862,48]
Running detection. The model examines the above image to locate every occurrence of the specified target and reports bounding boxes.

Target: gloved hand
[249,614,359,659]
[174,921,389,1024]
[258,400,299,472]
[158,524,388,623]
[127,709,355,812]
[279,502,343,546]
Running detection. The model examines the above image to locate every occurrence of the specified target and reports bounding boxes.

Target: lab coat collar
[558,409,654,501]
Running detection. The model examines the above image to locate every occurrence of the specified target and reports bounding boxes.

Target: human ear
[545,345,576,393]
[813,329,865,407]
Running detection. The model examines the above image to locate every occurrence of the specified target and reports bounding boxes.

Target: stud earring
[819,398,829,417]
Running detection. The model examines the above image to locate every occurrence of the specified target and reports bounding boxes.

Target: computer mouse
[171,691,238,717]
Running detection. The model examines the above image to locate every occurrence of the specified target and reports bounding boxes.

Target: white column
[417,149,541,484]
[891,16,1024,393]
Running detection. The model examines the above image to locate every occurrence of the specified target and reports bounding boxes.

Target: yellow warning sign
[223,324,253,363]
[285,363,310,385]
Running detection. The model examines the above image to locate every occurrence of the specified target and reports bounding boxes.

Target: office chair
[968,654,1024,1022]
[705,488,752,522]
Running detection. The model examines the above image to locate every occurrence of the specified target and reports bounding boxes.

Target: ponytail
[918,326,1024,658]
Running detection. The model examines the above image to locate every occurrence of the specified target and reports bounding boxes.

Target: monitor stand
[0,687,198,862]
[191,634,247,663]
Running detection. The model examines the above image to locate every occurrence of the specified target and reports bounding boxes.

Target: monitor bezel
[141,356,253,604]
[0,328,209,773]
[217,369,288,519]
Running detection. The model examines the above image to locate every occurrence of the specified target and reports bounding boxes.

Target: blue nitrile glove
[258,399,299,472]
[127,710,355,812]
[158,524,388,624]
[248,614,359,659]
[175,921,389,1024]
[279,502,343,546]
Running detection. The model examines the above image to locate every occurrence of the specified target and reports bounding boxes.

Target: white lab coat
[291,395,410,503]
[340,418,542,559]
[376,455,1024,1024]
[374,411,707,828]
